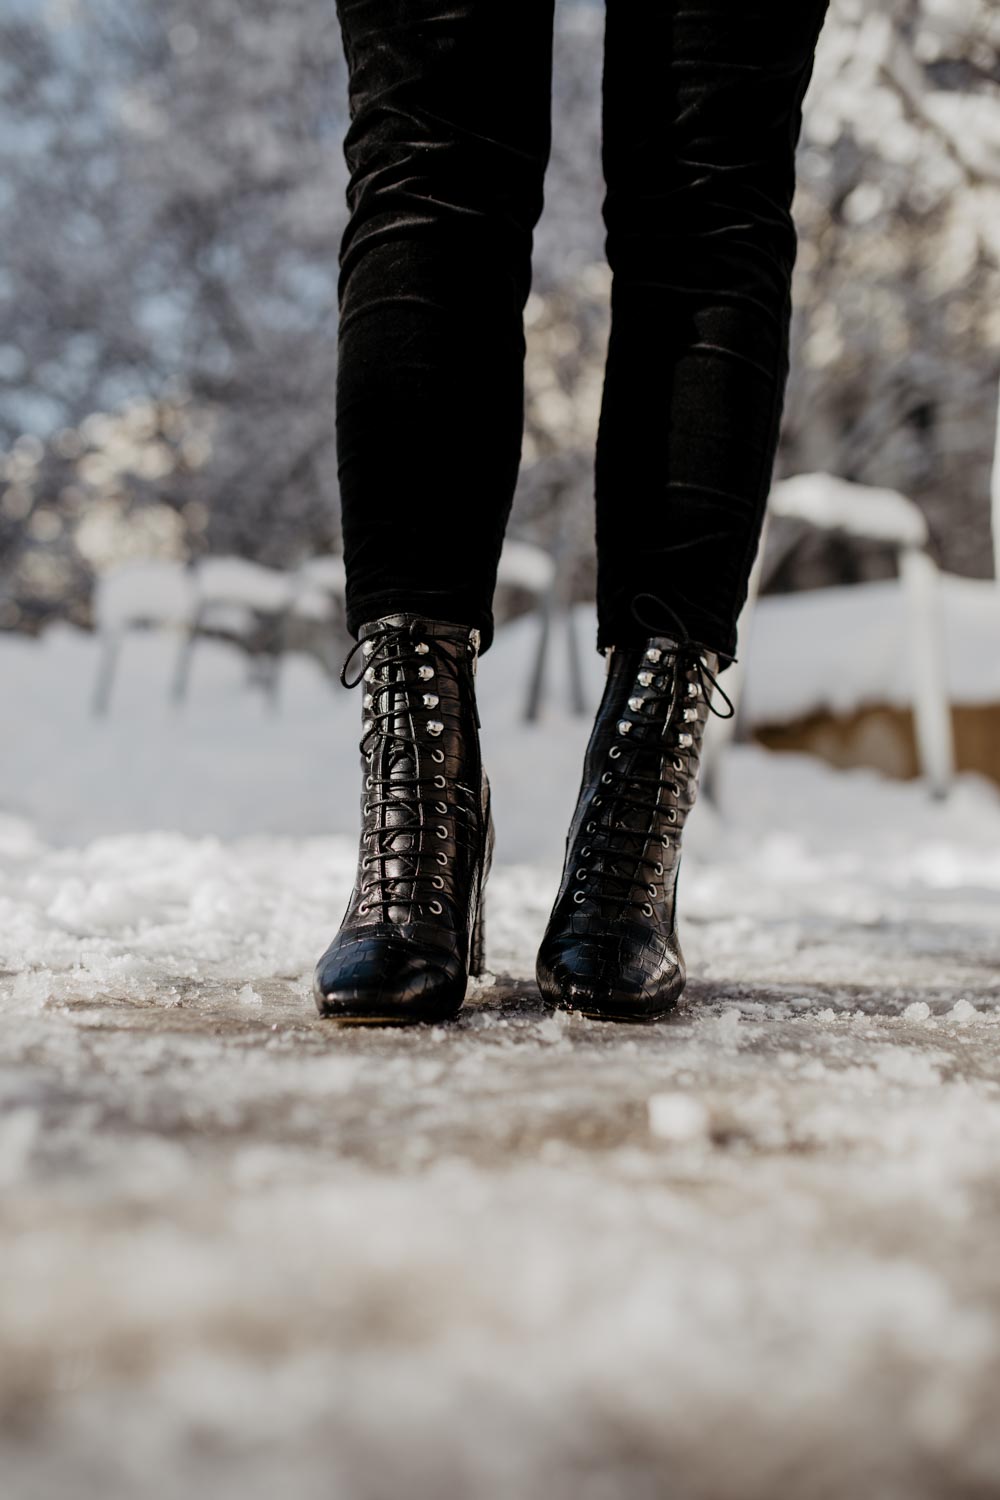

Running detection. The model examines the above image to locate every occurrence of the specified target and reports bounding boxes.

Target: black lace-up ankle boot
[314,613,494,1024]
[536,631,733,1021]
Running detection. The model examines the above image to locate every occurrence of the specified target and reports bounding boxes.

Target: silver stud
[415,642,429,655]
[678,731,693,747]
[362,640,375,656]
[617,719,632,735]
[628,697,644,713]
[418,665,434,681]
[684,707,698,721]
[646,647,662,663]
[422,693,439,709]
[363,693,373,710]
[687,682,700,697]
[426,720,444,737]
[637,671,654,687]
[362,719,373,734]
[364,666,375,682]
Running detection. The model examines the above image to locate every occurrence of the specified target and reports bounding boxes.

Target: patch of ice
[648,1092,711,1144]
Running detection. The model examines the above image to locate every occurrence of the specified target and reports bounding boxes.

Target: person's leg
[595,0,830,662]
[335,0,556,654]
[537,1,830,1019]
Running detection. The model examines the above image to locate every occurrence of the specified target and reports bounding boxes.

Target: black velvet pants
[335,0,830,662]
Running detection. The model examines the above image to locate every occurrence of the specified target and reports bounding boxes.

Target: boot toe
[314,938,465,1024]
[536,930,684,1021]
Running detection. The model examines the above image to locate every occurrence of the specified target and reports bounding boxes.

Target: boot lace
[340,622,480,922]
[572,592,735,920]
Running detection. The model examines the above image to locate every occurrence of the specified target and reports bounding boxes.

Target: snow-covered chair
[174,556,344,707]
[91,560,196,715]
[494,537,584,722]
[172,557,296,707]
[702,473,955,800]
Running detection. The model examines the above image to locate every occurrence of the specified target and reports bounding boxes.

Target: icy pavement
[2,742,1000,1500]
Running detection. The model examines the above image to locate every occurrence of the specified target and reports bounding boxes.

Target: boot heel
[469,885,487,977]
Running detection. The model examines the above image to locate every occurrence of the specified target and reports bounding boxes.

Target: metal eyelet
[415,642,429,655]
[647,883,657,898]
[608,746,622,760]
[688,682,700,697]
[436,851,448,865]
[586,821,596,833]
[573,891,585,904]
[363,693,373,710]
[593,796,603,807]
[365,775,373,788]
[666,808,678,823]
[362,640,375,656]
[575,868,588,881]
[435,801,447,814]
[628,697,643,713]
[432,875,445,890]
[363,666,375,682]
[431,749,445,763]
[358,902,369,915]
[645,648,662,663]
[637,671,654,687]
[433,774,446,788]
[641,902,653,918]
[363,803,371,815]
[602,771,613,784]
[428,900,443,914]
[418,665,434,681]
[654,862,664,876]
[673,756,684,772]
[617,720,632,736]
[435,825,448,839]
[581,847,592,858]
[426,720,444,737]
[422,694,439,709]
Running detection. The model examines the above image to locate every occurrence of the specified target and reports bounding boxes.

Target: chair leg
[92,629,123,717]
[171,606,203,706]
[524,581,555,724]
[899,545,954,799]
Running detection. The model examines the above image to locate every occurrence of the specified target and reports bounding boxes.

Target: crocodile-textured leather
[536,633,728,1021]
[314,612,493,1024]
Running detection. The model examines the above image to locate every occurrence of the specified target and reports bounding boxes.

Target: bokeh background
[4,8,1000,1500]
[2,0,998,632]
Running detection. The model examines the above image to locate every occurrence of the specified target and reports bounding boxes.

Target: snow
[742,573,1000,723]
[3,615,1000,1498]
[770,471,929,545]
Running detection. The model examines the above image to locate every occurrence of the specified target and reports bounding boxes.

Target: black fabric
[334,0,830,663]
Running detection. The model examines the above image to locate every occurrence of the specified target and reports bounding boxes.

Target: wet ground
[3,764,1000,1499]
